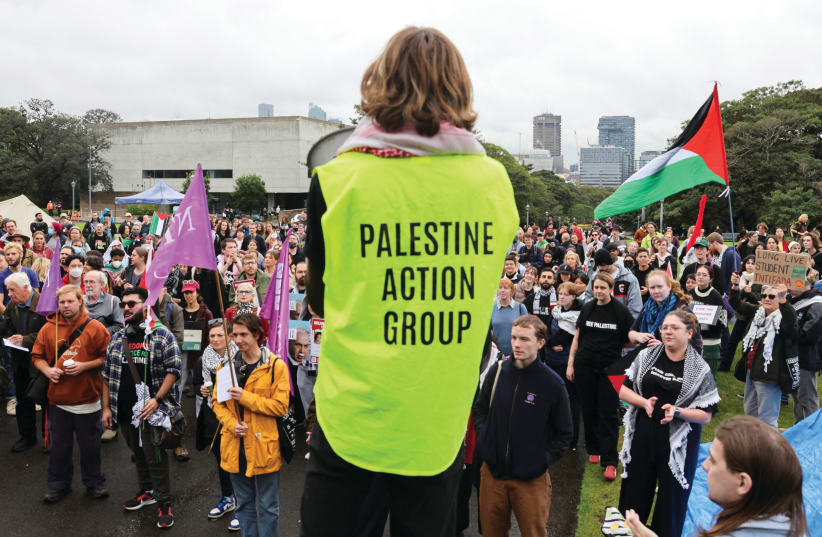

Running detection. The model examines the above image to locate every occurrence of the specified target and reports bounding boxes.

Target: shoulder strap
[489,359,503,408]
[52,318,92,366]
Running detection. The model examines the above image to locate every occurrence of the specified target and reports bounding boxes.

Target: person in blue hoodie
[473,314,572,537]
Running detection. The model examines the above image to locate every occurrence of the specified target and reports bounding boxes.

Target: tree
[349,104,364,125]
[182,170,211,195]
[233,174,266,213]
[0,98,119,207]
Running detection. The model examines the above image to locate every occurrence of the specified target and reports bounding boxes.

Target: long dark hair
[699,416,808,537]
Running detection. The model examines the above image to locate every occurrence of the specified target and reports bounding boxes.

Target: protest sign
[692,305,720,326]
[754,250,810,289]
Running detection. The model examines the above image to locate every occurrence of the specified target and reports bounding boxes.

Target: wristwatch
[153,396,163,405]
[673,406,680,418]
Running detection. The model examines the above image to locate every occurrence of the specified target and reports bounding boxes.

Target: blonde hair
[557,281,582,297]
[31,256,50,282]
[563,251,579,268]
[3,243,22,256]
[360,27,477,136]
[56,284,85,311]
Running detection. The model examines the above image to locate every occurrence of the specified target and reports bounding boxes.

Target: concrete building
[308,103,327,121]
[258,103,274,118]
[97,116,342,211]
[637,150,664,171]
[597,116,635,171]
[579,145,630,188]
[521,149,564,174]
[532,113,561,157]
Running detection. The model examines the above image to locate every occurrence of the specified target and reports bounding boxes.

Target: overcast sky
[2,0,820,165]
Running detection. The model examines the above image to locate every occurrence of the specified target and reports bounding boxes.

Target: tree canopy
[233,174,266,212]
[0,98,120,206]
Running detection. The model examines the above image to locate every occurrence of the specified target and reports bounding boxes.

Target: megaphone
[306,127,355,178]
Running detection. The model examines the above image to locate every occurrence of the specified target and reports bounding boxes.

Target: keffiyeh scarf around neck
[337,116,486,157]
[619,343,720,489]
[551,304,579,335]
[741,306,782,373]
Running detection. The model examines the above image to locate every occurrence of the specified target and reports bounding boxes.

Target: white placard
[692,304,720,326]
[215,362,237,403]
[3,338,28,352]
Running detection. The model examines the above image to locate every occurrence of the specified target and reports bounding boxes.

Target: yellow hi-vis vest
[314,151,518,475]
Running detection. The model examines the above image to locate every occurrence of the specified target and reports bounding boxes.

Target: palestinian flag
[594,85,729,219]
[149,211,170,236]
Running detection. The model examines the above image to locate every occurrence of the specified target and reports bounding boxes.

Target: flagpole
[726,187,736,245]
[213,270,242,418]
[659,199,664,230]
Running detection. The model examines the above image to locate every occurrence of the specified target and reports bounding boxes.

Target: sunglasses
[119,300,144,309]
[761,294,778,300]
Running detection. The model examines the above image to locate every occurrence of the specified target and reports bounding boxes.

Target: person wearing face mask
[618,310,718,537]
[104,247,127,281]
[729,273,799,428]
[61,255,86,293]
[287,234,305,266]
[688,265,728,377]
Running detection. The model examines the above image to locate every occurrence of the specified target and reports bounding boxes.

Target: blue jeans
[744,373,781,428]
[230,471,280,537]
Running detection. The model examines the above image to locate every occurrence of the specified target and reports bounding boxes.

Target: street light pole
[88,161,92,217]
[71,180,76,215]
[525,203,530,226]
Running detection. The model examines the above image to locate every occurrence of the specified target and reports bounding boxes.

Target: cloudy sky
[2,0,820,164]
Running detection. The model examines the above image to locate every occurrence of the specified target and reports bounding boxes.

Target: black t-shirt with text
[574,299,633,371]
[118,330,153,422]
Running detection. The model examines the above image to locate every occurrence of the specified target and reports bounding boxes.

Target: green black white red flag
[594,85,729,219]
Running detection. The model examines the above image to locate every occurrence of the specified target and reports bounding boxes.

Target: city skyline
[2,2,819,166]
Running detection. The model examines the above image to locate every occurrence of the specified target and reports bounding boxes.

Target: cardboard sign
[754,250,810,289]
[692,304,720,326]
[182,322,202,351]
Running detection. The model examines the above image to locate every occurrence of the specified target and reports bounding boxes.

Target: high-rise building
[579,145,630,188]
[258,103,274,118]
[597,116,635,171]
[637,150,664,171]
[308,102,327,121]
[532,113,561,157]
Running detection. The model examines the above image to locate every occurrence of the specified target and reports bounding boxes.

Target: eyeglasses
[120,300,143,309]
[761,294,778,300]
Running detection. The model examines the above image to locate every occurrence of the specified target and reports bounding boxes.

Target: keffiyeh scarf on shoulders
[551,305,580,335]
[741,306,782,373]
[619,343,720,489]
[338,117,486,157]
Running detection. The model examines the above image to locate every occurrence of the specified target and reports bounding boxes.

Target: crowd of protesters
[1,25,817,537]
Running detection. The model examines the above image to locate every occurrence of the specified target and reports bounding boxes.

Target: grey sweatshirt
[85,292,124,335]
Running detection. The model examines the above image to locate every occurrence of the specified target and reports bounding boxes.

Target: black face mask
[131,231,139,238]
[624,260,635,269]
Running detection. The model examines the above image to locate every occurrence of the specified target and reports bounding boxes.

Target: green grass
[575,352,819,536]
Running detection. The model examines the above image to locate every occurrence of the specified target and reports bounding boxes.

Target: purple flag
[144,164,217,308]
[36,236,62,315]
[259,229,294,394]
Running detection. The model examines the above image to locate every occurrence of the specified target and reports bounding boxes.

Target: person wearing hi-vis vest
[300,27,518,537]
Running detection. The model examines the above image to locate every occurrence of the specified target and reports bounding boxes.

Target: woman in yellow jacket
[213,313,290,537]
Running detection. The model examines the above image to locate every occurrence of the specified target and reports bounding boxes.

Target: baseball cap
[694,238,709,249]
[594,248,614,267]
[181,280,200,293]
[558,263,574,274]
[125,212,132,217]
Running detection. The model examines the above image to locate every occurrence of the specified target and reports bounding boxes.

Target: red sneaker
[604,465,617,481]
[588,455,600,464]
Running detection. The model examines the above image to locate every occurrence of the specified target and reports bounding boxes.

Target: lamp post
[545,211,549,226]
[71,180,76,215]
[88,160,92,217]
[525,204,530,226]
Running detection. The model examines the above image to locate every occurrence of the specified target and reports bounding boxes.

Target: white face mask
[111,260,122,268]
[69,267,83,278]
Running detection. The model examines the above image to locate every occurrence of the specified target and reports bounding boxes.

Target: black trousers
[618,414,701,537]
[212,432,233,498]
[720,320,747,370]
[550,362,581,448]
[47,405,104,490]
[13,360,37,442]
[300,424,463,537]
[575,367,619,466]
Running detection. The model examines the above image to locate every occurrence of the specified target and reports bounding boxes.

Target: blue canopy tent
[115,181,185,205]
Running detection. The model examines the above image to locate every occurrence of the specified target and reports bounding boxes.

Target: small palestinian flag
[594,84,729,219]
[149,211,170,236]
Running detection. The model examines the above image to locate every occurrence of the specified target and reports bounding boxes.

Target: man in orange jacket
[32,284,111,503]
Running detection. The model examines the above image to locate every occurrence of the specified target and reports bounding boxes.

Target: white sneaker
[305,451,310,461]
[35,404,42,412]
[101,428,118,442]
[6,398,17,416]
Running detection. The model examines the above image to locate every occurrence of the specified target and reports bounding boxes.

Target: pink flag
[35,234,62,315]
[143,164,217,309]
[259,229,294,394]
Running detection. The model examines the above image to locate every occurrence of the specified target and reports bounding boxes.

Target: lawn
[575,348,819,536]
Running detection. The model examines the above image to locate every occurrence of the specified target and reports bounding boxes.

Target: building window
[142,169,233,179]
